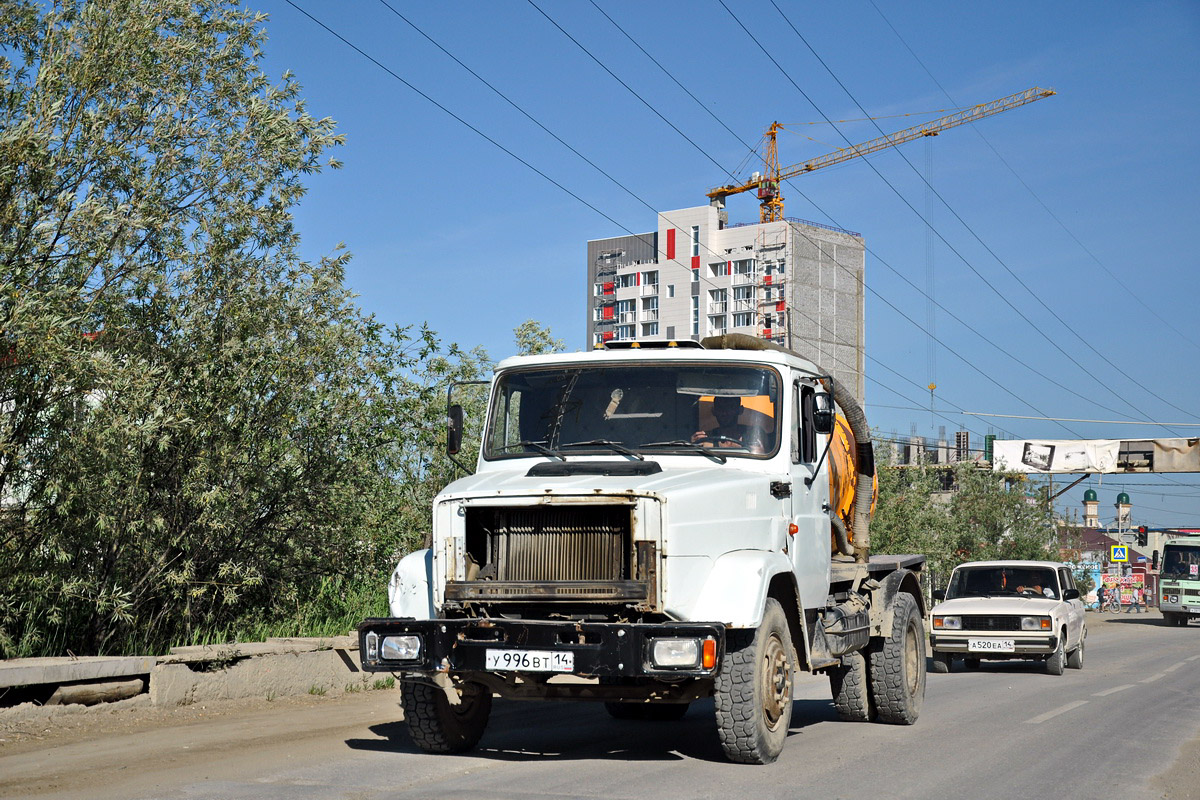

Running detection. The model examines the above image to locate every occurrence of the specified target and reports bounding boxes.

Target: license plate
[485,649,574,672]
[968,638,1015,652]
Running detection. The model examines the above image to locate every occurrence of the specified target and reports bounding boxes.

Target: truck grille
[494,508,628,581]
[961,615,1021,632]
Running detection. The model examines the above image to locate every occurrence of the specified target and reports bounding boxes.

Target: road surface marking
[1188,655,1200,662]
[1140,673,1166,683]
[1093,684,1135,697]
[1025,700,1088,724]
[1165,662,1185,672]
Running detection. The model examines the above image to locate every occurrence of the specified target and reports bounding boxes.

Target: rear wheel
[400,680,492,754]
[714,598,795,764]
[867,592,925,725]
[829,649,873,721]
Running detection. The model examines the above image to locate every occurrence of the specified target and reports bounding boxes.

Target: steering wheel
[694,433,743,447]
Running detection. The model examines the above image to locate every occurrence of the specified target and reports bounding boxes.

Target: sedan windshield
[947,566,1060,600]
[1161,544,1200,580]
[485,363,781,460]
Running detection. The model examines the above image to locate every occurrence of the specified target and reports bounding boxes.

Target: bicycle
[1099,591,1121,613]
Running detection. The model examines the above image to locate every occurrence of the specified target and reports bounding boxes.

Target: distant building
[586,204,866,402]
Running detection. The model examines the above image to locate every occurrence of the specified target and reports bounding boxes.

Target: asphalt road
[2,610,1197,800]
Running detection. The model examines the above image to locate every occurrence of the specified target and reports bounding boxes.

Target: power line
[761,0,1196,428]
[963,412,1200,427]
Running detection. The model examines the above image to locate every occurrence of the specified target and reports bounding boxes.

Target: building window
[615,324,635,340]
[708,315,727,334]
[642,322,659,336]
[691,226,700,258]
[667,284,675,298]
[708,288,727,314]
[616,298,635,323]
[733,259,755,275]
[691,296,699,336]
[709,261,729,278]
[616,273,636,289]
[733,311,755,328]
[642,270,658,290]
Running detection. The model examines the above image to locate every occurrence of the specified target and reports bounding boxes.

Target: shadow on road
[345,696,840,763]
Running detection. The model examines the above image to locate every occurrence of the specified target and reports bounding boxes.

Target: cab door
[788,378,831,609]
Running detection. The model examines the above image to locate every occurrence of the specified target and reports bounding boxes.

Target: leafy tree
[870,453,1057,586]
[513,319,566,356]
[0,0,499,657]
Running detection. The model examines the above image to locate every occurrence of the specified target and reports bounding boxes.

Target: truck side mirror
[1152,550,1159,570]
[932,589,946,602]
[812,391,834,435]
[447,404,464,455]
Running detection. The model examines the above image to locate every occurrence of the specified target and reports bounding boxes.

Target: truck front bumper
[358,617,725,679]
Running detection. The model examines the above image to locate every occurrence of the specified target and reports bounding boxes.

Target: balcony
[619,311,637,324]
[733,298,755,312]
[732,272,757,286]
[707,301,727,314]
[641,309,659,322]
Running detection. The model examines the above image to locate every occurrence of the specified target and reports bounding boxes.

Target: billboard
[991,438,1200,474]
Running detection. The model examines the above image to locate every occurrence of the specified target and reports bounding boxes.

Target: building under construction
[585,205,866,402]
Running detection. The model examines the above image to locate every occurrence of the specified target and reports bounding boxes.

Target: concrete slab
[0,656,157,689]
[158,637,357,665]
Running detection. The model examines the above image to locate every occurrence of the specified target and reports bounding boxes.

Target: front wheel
[930,651,952,674]
[867,592,925,725]
[1066,637,1085,670]
[400,679,492,754]
[1045,632,1066,676]
[714,598,795,764]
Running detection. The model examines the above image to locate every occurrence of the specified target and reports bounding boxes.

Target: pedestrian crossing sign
[1111,545,1128,562]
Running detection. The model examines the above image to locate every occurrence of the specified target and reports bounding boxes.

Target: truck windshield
[946,566,1060,599]
[1161,543,1200,580]
[485,363,781,460]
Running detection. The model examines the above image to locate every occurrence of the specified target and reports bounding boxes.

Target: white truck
[359,334,927,764]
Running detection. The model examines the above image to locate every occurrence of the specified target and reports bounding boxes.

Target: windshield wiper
[560,439,644,460]
[496,440,565,460]
[640,440,726,464]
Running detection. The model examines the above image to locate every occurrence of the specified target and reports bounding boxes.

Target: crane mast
[708,87,1056,223]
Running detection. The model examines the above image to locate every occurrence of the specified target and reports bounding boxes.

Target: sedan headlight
[1021,616,1051,631]
[933,616,961,630]
[381,634,422,661]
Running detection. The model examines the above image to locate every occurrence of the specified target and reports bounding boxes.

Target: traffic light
[1137,526,1147,547]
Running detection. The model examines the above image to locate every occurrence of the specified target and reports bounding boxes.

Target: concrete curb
[1,635,372,710]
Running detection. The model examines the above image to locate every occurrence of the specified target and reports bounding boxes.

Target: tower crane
[707,87,1056,223]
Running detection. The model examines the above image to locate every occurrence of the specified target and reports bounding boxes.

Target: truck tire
[605,702,690,721]
[867,592,925,725]
[1066,637,1084,670]
[828,649,874,721]
[400,679,492,754]
[1045,632,1066,676]
[714,598,795,764]
[930,651,952,674]
[1163,611,1180,626]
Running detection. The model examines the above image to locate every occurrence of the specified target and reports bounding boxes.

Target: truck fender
[388,548,435,619]
[868,568,926,638]
[688,550,796,629]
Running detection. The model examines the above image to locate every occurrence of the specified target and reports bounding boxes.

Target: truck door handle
[770,481,791,498]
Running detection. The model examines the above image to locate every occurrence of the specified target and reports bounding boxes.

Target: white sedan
[928,560,1087,675]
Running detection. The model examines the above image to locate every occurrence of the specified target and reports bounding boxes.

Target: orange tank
[828,414,877,550]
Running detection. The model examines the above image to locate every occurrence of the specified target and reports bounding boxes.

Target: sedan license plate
[485,649,574,672]
[968,638,1014,653]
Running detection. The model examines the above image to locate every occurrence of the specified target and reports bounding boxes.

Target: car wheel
[930,651,952,674]
[1045,632,1066,676]
[1066,637,1084,670]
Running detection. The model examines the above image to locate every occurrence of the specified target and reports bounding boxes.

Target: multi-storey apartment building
[586,204,867,401]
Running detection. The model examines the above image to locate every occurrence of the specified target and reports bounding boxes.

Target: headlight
[933,616,961,630]
[650,638,701,668]
[1021,616,1051,631]
[1169,594,1179,604]
[381,634,422,661]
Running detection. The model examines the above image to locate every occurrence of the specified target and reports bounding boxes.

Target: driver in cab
[691,395,766,453]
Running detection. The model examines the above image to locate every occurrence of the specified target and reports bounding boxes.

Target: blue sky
[253,1,1199,529]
